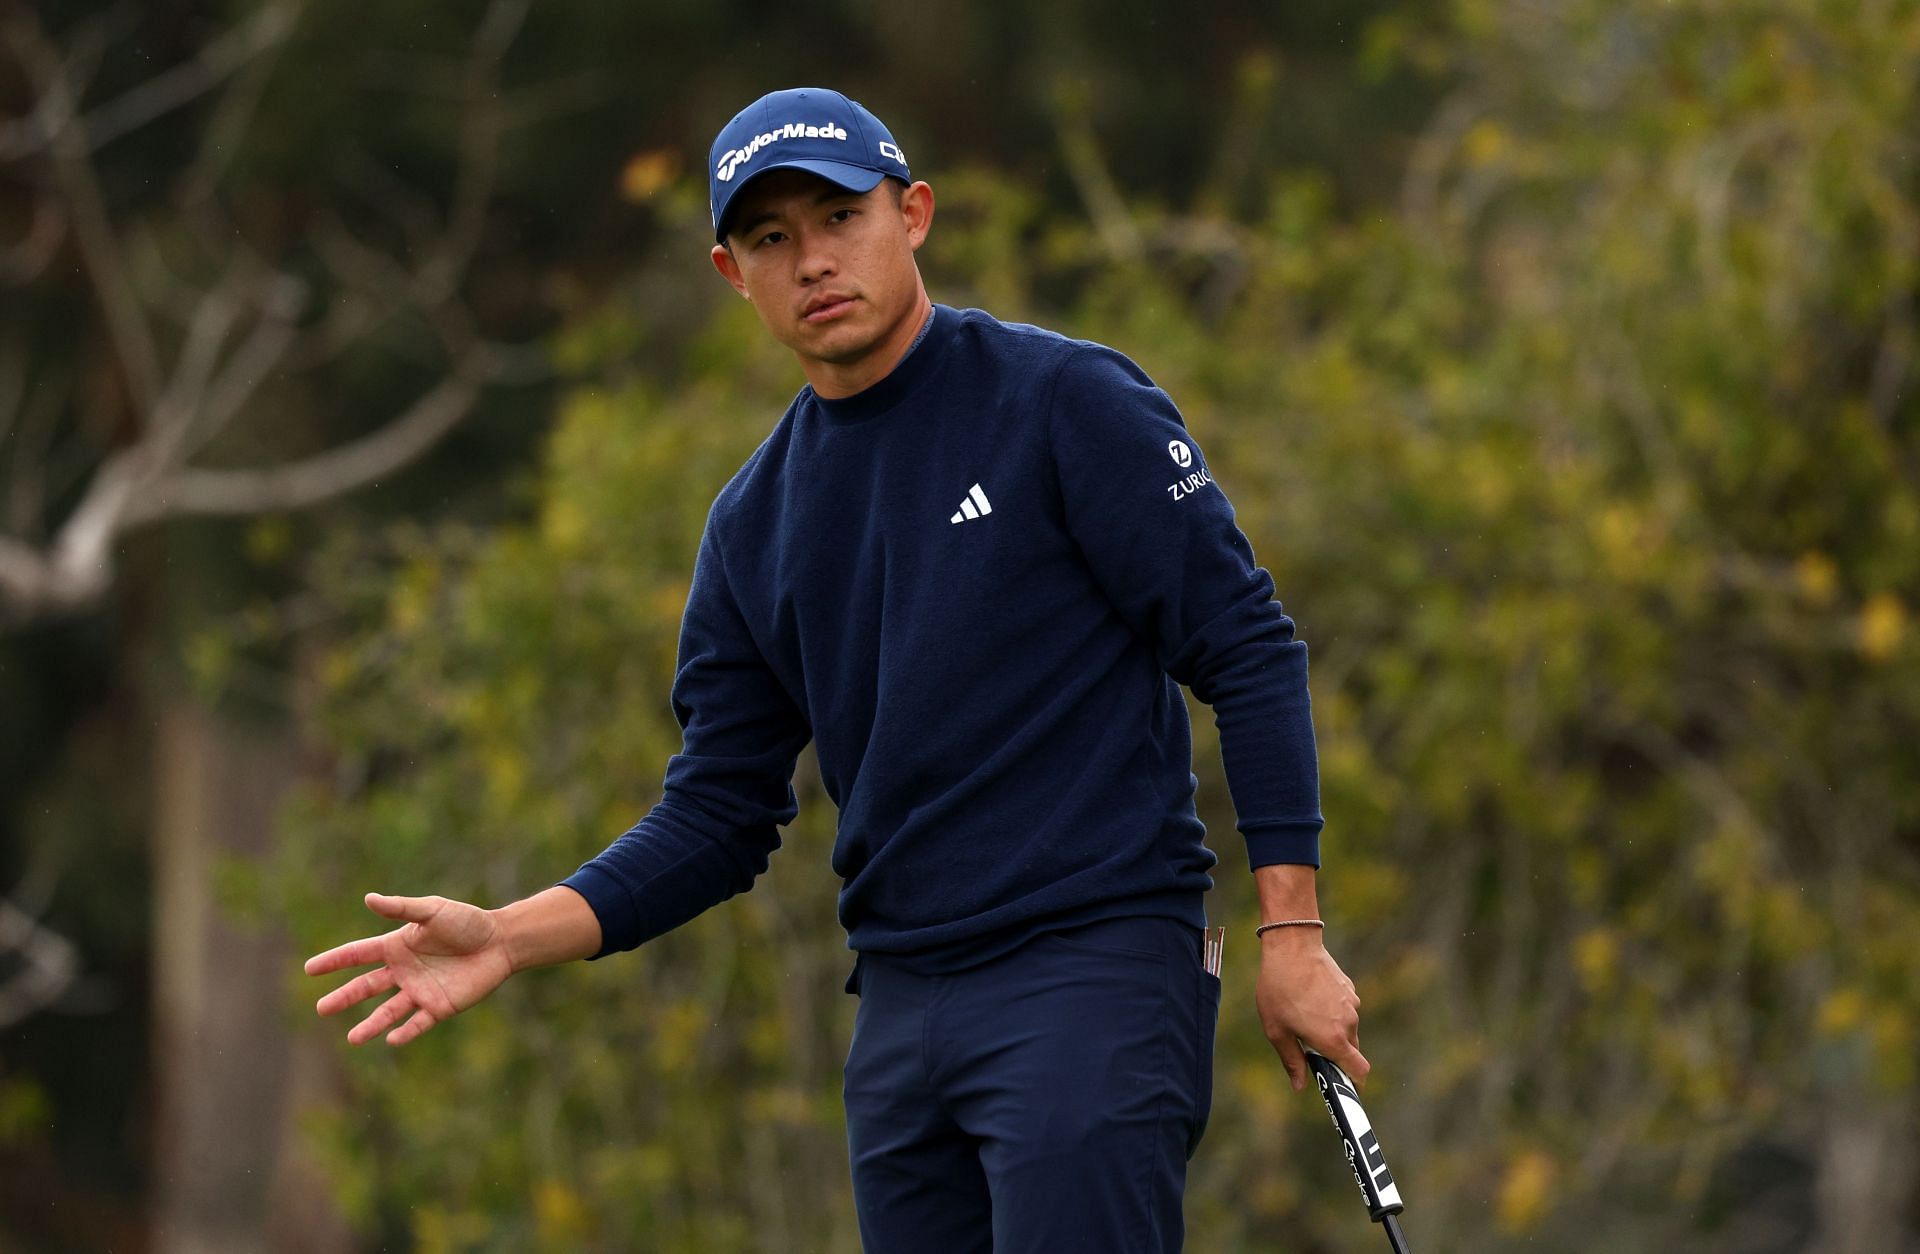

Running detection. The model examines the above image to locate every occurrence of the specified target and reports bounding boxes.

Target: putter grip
[1306,1050,1406,1222]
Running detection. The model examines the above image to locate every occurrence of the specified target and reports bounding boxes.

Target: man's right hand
[305,892,515,1047]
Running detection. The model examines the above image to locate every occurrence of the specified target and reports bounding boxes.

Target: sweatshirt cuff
[557,863,645,961]
[1243,823,1323,870]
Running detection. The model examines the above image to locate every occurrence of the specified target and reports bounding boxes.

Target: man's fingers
[315,965,395,1017]
[346,989,415,1047]
[1332,1039,1371,1091]
[1310,1027,1370,1091]
[364,892,441,924]
[304,936,385,977]
[304,895,440,977]
[1274,1033,1309,1092]
[387,1005,437,1047]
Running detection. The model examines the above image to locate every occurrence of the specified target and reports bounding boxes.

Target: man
[305,87,1367,1252]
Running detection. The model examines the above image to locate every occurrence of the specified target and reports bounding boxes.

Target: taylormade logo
[715,121,850,182]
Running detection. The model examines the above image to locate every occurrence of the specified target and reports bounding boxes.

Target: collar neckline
[809,303,958,425]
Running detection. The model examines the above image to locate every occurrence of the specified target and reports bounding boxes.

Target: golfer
[306,86,1368,1252]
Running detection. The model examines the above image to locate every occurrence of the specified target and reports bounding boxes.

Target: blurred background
[2,0,1916,1249]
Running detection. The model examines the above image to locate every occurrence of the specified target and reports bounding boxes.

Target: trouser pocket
[1189,967,1223,1159]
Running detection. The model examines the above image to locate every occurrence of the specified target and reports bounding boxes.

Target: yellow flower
[1858,593,1906,661]
[1794,552,1838,605]
[620,148,681,203]
[1498,1150,1557,1232]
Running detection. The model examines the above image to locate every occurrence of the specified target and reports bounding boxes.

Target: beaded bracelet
[1254,919,1325,937]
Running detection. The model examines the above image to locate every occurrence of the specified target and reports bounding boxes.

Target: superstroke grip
[1306,1050,1405,1221]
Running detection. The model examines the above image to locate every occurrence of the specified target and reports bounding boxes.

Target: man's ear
[901,180,935,252]
[711,243,750,298]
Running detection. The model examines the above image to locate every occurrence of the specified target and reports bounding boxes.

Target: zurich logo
[1168,439,1193,468]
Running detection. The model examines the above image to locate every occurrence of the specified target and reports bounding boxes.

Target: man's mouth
[803,295,857,323]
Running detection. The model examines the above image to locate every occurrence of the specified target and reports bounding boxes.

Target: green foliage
[270,0,1920,1248]
[0,1073,50,1148]
[273,296,867,1250]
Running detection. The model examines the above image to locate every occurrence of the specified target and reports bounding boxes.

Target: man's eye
[755,231,785,247]
[829,208,855,223]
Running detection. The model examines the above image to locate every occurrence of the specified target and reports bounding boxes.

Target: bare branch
[1051,84,1143,262]
[91,2,300,152]
[492,70,619,131]
[10,274,306,613]
[3,359,71,537]
[1399,90,1481,236]
[0,269,303,621]
[0,894,81,1029]
[166,273,308,465]
[0,1,301,161]
[311,207,421,299]
[0,4,537,630]
[0,192,66,284]
[0,538,55,615]
[147,371,483,519]
[277,289,390,373]
[178,4,302,269]
[15,450,139,614]
[5,7,166,420]
[0,362,482,622]
[334,145,455,260]
[1620,718,1783,859]
[419,0,528,301]
[154,271,259,449]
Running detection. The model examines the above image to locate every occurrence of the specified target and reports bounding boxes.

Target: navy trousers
[842,914,1224,1253]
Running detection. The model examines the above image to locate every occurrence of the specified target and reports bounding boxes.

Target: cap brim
[714,160,890,241]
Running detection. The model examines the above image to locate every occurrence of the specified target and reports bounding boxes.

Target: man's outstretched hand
[305,892,515,1047]
[1256,927,1368,1093]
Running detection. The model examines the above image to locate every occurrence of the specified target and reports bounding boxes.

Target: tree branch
[1051,83,1143,263]
[5,6,166,419]
[419,0,528,302]
[0,894,81,1030]
[144,371,483,519]
[0,191,66,284]
[170,275,307,464]
[0,360,487,623]
[2,356,71,538]
[0,4,538,630]
[0,2,301,161]
[177,4,302,273]
[1399,90,1481,236]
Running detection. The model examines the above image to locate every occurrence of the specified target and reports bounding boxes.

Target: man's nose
[796,233,837,282]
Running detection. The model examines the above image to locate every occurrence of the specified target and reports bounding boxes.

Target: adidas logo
[949,483,993,524]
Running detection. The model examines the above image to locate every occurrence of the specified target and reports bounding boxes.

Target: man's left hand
[1254,928,1368,1092]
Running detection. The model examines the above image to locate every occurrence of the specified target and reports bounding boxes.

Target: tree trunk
[149,697,353,1252]
[1813,1101,1918,1254]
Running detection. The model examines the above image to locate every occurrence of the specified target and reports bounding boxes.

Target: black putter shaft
[1305,1049,1412,1254]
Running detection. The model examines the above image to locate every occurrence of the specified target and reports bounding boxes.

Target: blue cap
[709,87,911,242]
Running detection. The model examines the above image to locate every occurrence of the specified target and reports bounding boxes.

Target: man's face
[710,169,933,372]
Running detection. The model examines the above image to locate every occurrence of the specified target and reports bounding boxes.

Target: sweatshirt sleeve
[1045,343,1324,869]
[558,512,812,958]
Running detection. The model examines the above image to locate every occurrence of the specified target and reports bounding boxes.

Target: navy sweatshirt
[559,304,1323,988]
